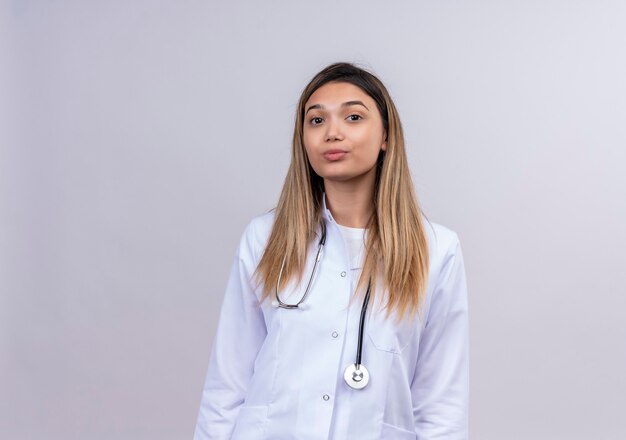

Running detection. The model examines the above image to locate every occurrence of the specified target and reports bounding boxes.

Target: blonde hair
[255,62,430,319]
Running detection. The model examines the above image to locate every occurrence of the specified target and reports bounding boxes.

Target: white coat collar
[321,192,336,224]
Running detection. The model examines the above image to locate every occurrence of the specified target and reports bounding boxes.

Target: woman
[194,62,469,439]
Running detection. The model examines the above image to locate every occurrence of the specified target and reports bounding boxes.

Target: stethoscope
[271,221,372,390]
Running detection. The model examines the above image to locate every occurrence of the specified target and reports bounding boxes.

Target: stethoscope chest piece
[344,363,370,390]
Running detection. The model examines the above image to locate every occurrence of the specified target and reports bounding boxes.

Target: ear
[381,131,387,151]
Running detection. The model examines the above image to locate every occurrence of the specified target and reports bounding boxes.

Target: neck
[323,174,376,228]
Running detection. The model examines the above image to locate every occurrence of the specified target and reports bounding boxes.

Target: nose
[324,118,344,142]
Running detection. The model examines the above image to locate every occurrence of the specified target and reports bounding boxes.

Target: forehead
[305,81,374,108]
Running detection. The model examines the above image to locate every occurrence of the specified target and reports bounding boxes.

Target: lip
[323,149,348,161]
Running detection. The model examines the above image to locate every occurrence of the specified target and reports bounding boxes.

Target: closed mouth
[323,150,347,161]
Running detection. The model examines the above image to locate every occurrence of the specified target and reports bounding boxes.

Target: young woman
[194,62,469,440]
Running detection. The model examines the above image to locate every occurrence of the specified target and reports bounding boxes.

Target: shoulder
[420,215,463,279]
[419,216,468,325]
[422,216,461,258]
[237,209,276,261]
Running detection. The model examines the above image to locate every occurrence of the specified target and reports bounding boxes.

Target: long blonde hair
[255,62,430,319]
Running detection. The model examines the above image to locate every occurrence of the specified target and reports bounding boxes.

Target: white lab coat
[194,199,469,440]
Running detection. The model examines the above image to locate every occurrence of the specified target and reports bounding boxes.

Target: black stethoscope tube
[355,279,372,367]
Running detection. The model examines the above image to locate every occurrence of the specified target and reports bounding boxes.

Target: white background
[1,1,625,439]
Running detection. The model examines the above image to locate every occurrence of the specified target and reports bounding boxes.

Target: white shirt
[194,200,469,440]
[336,224,365,269]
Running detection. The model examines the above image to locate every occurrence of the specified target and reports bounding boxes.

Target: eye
[346,114,363,122]
[309,117,324,125]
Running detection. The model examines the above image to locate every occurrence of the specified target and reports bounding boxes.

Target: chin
[313,164,375,184]
[318,173,357,183]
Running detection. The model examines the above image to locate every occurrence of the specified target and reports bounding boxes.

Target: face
[302,81,386,185]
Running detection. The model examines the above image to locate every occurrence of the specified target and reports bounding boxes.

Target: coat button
[340,271,347,277]
[332,331,339,338]
[322,394,330,401]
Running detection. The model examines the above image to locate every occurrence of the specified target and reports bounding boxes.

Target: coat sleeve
[194,221,268,440]
[412,233,469,439]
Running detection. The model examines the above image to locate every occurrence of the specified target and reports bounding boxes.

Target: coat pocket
[231,405,269,439]
[367,312,419,355]
[380,421,417,439]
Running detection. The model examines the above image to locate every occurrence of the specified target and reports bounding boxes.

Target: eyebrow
[305,100,369,115]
